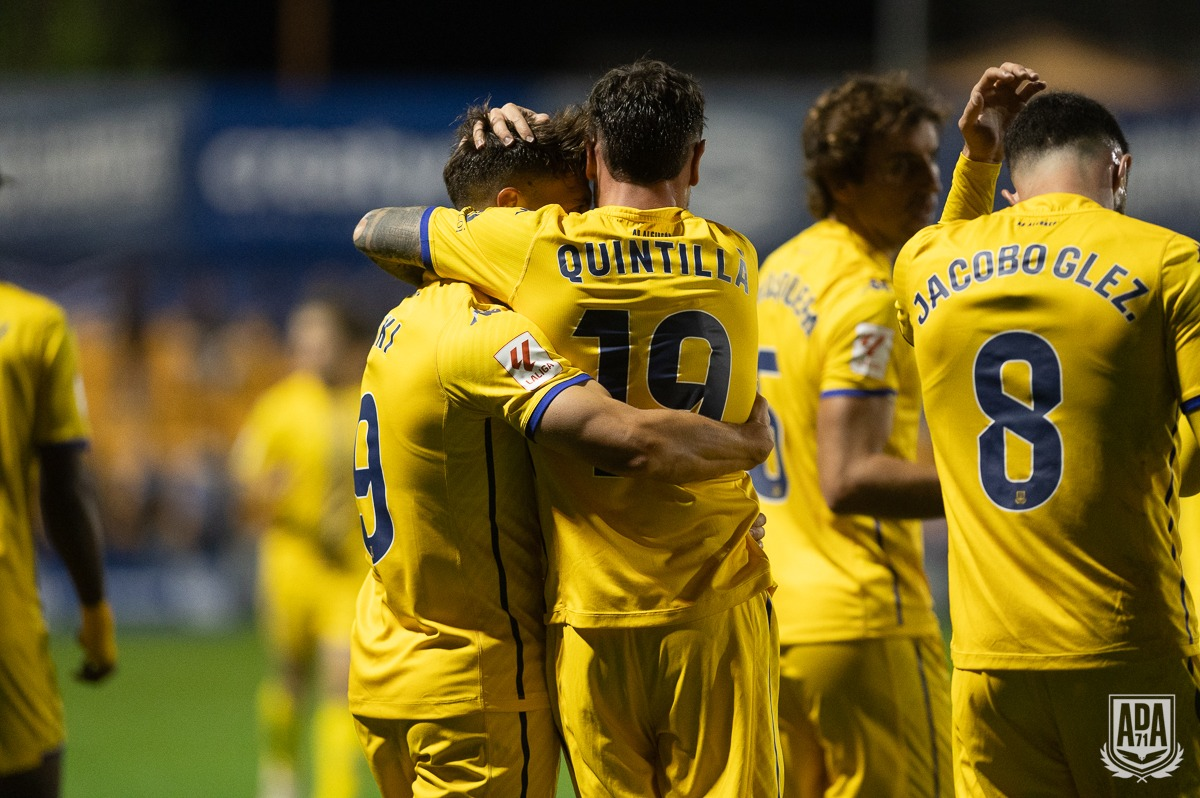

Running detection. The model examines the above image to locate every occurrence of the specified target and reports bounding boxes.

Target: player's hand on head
[959,62,1046,163]
[473,102,550,148]
[76,600,117,683]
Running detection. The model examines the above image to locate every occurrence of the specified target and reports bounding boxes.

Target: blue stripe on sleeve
[1183,396,1200,414]
[419,206,436,270]
[820,388,897,399]
[526,374,593,440]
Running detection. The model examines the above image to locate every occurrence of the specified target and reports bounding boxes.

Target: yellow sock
[257,680,300,772]
[311,698,360,798]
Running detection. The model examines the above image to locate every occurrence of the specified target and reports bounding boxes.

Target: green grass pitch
[51,628,576,797]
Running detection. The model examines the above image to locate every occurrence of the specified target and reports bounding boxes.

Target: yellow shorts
[0,597,63,774]
[550,591,781,797]
[352,709,560,798]
[777,634,952,798]
[953,656,1200,797]
[258,532,361,660]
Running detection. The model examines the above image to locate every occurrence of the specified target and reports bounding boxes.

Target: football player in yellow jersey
[895,89,1200,796]
[754,63,1045,798]
[0,282,116,798]
[231,297,374,798]
[354,60,781,796]
[349,104,772,798]
[753,72,950,798]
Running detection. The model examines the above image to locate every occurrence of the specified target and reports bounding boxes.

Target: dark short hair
[1004,91,1129,176]
[442,104,588,210]
[584,59,706,185]
[803,73,946,219]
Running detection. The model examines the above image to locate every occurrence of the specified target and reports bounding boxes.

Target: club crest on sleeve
[495,332,563,390]
[1101,694,1183,782]
[850,322,894,379]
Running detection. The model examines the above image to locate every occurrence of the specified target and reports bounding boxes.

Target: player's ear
[586,140,599,181]
[688,139,706,187]
[496,187,522,208]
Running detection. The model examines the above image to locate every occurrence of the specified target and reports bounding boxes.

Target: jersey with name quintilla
[0,282,91,627]
[755,220,939,645]
[420,204,770,628]
[894,193,1200,669]
[350,279,590,718]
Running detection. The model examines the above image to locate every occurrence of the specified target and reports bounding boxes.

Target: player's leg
[553,623,657,797]
[355,711,560,798]
[256,533,319,798]
[310,569,363,798]
[0,606,66,798]
[952,668,1077,797]
[654,590,782,797]
[892,635,953,798]
[778,644,831,798]
[1052,655,1200,797]
[0,750,62,798]
[353,715,416,798]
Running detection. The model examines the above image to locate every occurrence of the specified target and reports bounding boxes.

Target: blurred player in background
[751,71,951,798]
[753,63,1044,798]
[349,103,772,797]
[0,281,117,798]
[230,296,374,798]
[354,59,780,797]
[894,88,1200,795]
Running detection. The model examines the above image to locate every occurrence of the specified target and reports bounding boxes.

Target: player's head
[1004,91,1131,214]
[286,294,375,385]
[584,58,706,185]
[442,104,592,213]
[803,73,946,249]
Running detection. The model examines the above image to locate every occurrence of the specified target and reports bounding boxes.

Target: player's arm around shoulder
[533,385,774,484]
[353,206,432,286]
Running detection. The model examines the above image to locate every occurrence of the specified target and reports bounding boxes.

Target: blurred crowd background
[5,0,1200,628]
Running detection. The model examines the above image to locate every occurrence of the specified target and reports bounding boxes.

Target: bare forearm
[534,385,771,484]
[39,446,107,606]
[352,207,430,283]
[824,454,943,519]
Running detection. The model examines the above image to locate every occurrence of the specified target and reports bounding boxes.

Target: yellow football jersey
[0,282,91,620]
[349,279,590,719]
[0,282,91,769]
[230,370,365,572]
[418,204,771,628]
[754,220,940,644]
[895,193,1200,669]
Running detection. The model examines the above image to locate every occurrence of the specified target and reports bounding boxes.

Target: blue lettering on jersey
[911,244,1151,325]
[760,270,818,335]
[374,315,401,352]
[552,240,750,294]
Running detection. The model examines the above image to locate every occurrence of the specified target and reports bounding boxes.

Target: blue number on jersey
[973,331,1063,510]
[572,308,732,419]
[354,393,395,563]
[750,348,788,500]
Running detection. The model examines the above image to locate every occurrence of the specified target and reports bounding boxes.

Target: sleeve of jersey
[439,307,591,439]
[229,397,280,485]
[423,206,543,305]
[939,154,1001,224]
[818,282,901,399]
[1164,237,1200,415]
[33,309,91,447]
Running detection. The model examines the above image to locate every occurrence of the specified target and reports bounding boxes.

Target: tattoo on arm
[352,207,429,267]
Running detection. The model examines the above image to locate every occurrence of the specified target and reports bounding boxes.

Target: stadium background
[3,2,1199,795]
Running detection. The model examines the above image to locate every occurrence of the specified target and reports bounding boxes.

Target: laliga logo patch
[1101,695,1184,781]
[495,332,562,390]
[849,322,894,380]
